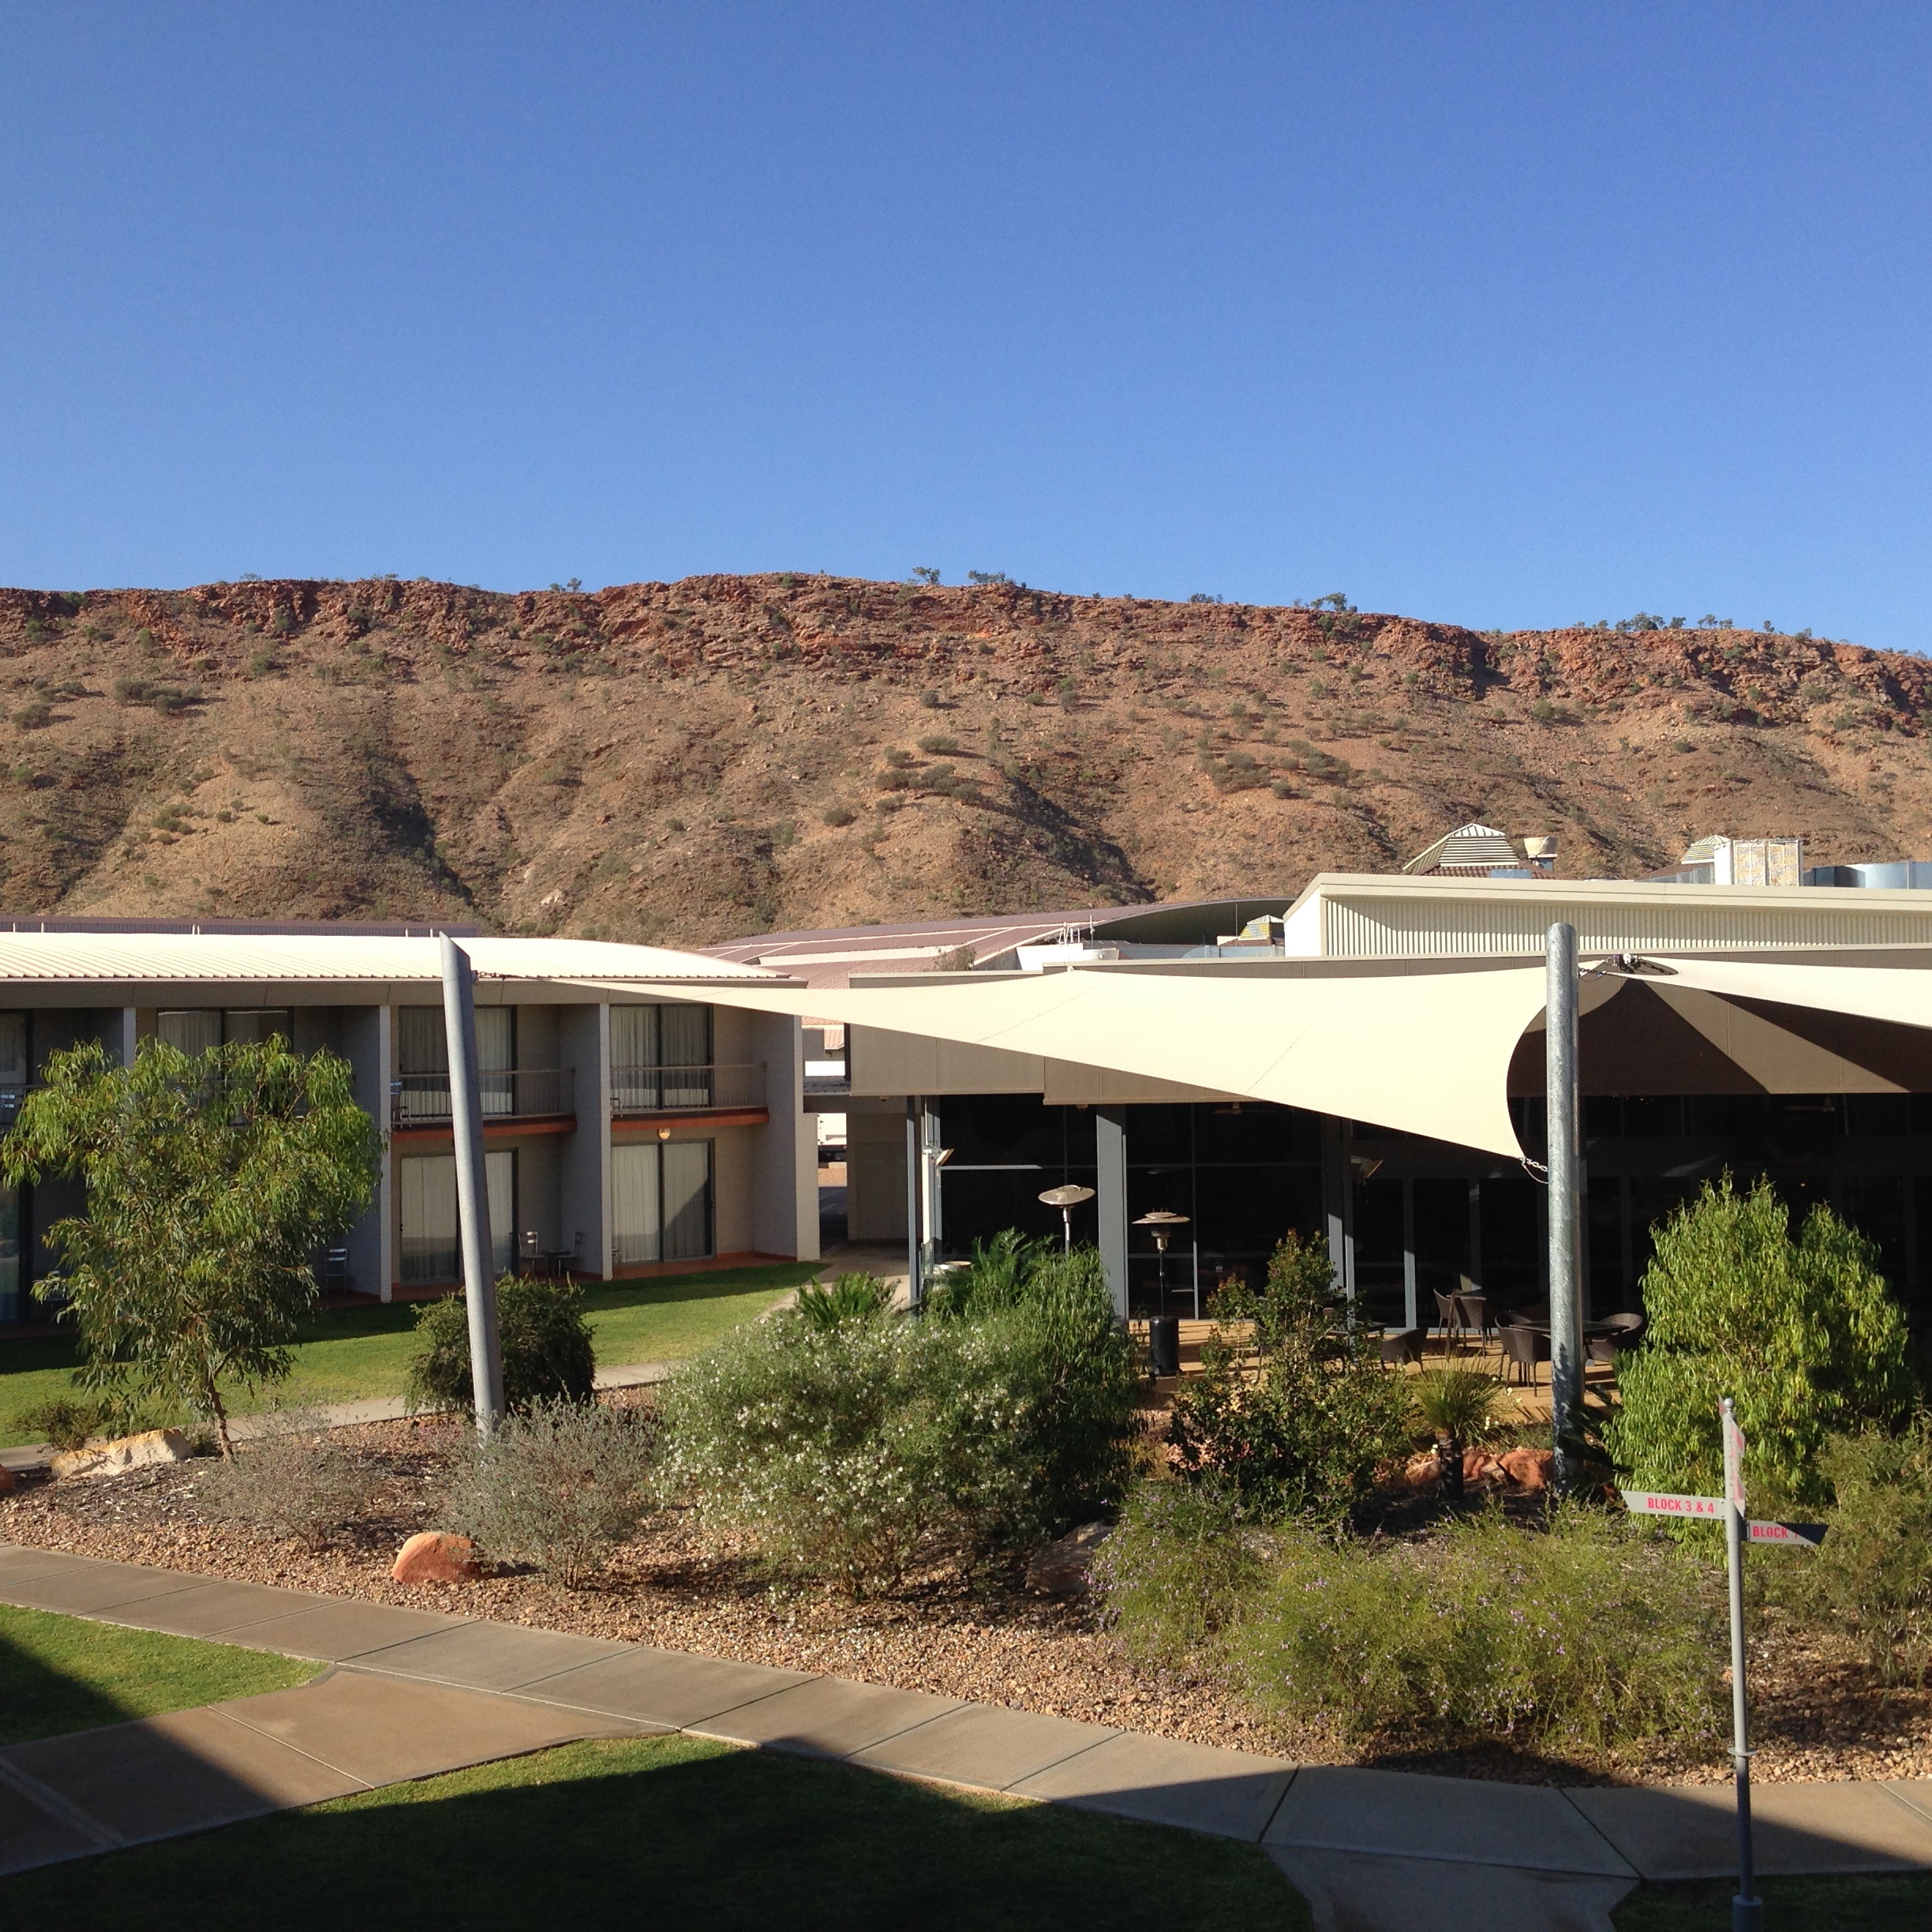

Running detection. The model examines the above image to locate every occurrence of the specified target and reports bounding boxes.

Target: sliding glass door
[611,1140,713,1265]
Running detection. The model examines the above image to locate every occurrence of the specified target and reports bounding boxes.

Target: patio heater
[1134,1209,1189,1316]
[1038,1182,1095,1253]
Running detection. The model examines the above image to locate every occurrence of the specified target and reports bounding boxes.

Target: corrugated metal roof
[0,933,778,987]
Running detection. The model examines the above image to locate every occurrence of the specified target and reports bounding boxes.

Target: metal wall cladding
[1323,896,1932,959]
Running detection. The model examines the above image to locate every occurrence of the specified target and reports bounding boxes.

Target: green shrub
[1763,1417,1932,1685]
[657,1314,971,1596]
[1106,1499,1724,1753]
[795,1271,895,1331]
[197,1406,371,1550]
[658,1241,1140,1595]
[406,1276,597,1417]
[1166,1231,1411,1526]
[1099,1481,1273,1662]
[444,1398,656,1586]
[1607,1177,1917,1509]
[17,1393,118,1451]
[1408,1369,1505,1445]
[925,1228,1050,1321]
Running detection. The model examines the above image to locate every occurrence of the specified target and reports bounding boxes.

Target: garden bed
[3,1411,1926,1789]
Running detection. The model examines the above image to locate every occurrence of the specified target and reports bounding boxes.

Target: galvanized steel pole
[441,934,504,1434]
[1545,923,1585,1485]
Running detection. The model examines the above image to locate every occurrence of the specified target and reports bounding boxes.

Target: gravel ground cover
[2,1412,1926,1789]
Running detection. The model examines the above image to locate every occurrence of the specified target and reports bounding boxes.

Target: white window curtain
[659,1005,712,1108]
[157,1010,221,1056]
[398,1006,514,1118]
[222,1009,293,1046]
[400,1151,515,1282]
[610,1143,662,1266]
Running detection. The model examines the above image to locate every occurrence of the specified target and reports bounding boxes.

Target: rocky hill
[0,574,1926,945]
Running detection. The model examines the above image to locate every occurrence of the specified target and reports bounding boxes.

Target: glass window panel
[1351,1176,1406,1329]
[611,1005,657,1070]
[661,1140,713,1261]
[398,1008,447,1075]
[156,1010,221,1056]
[0,1013,27,1089]
[399,1155,460,1285]
[223,1009,293,1046]
[0,1180,17,1324]
[1588,1175,1628,1316]
[610,1143,661,1266]
[1479,1176,1542,1307]
[1411,1178,1471,1303]
[658,1006,711,1107]
[477,1009,515,1114]
[485,1148,515,1275]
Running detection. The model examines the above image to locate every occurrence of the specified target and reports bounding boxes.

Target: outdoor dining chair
[1586,1310,1647,1365]
[1379,1327,1424,1368]
[1498,1323,1551,1387]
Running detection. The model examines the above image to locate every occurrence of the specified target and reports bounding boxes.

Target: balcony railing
[611,1061,766,1118]
[391,1066,575,1127]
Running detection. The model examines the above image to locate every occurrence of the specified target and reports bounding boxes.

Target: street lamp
[1038,1182,1095,1252]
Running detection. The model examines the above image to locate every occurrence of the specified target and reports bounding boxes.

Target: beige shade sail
[1623,956,1932,1033]
[572,961,1557,1159]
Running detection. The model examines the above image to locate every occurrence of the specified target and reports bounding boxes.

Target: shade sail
[1625,957,1932,1034]
[573,962,1555,1158]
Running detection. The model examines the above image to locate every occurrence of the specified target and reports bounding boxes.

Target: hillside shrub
[1762,1417,1932,1685]
[444,1398,656,1586]
[1104,1501,1724,1754]
[658,1239,1140,1595]
[1606,1177,1917,1509]
[1166,1231,1410,1526]
[406,1275,597,1417]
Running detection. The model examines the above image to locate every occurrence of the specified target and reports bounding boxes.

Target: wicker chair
[1499,1323,1551,1387]
[1586,1310,1648,1366]
[1380,1326,1424,1368]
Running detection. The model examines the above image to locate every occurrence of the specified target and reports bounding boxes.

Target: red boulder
[391,1531,481,1585]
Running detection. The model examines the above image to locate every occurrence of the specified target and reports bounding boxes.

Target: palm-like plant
[795,1271,896,1331]
[1409,1368,1505,1500]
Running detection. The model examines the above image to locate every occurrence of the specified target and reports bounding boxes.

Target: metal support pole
[904,1100,922,1311]
[1723,1397,1762,1931]
[441,935,504,1434]
[1545,923,1584,1485]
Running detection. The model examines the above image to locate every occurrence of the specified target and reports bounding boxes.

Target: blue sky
[2,3,1928,647]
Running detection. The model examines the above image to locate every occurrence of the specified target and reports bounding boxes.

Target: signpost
[1619,1400,1826,1932]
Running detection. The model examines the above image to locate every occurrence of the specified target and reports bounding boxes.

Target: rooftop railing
[391,1066,575,1127]
[610,1061,766,1118]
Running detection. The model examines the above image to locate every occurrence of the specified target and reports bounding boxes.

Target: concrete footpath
[2,1545,1931,1929]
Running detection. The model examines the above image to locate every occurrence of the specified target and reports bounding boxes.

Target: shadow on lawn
[0,1627,141,1745]
[0,1735,1305,1932]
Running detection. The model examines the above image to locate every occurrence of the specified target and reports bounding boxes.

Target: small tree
[2,1036,381,1453]
[1166,1230,1411,1526]
[1607,1175,1918,1509]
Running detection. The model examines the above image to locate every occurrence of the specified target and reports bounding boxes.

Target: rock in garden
[1461,1449,1503,1485]
[392,1531,481,1585]
[0,1464,15,1495]
[1025,1521,1112,1598]
[51,1428,193,1481]
[1403,1451,1441,1487]
[1497,1447,1557,1491]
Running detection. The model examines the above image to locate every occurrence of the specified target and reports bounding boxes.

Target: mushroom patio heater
[1134,1209,1190,1316]
[1037,1183,1095,1253]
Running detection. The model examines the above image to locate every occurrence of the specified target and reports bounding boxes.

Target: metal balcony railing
[391,1066,575,1126]
[610,1061,766,1118]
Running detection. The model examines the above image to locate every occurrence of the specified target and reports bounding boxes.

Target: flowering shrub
[657,1245,1139,1597]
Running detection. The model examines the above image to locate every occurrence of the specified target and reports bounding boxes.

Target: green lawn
[0,1603,318,1746]
[0,1261,818,1444]
[0,1732,1309,1930]
[1615,1873,1932,1930]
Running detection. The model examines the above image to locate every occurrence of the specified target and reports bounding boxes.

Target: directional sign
[1621,1489,1725,1519]
[1747,1519,1827,1548]
[1723,1408,1748,1509]
[1620,1491,1826,1548]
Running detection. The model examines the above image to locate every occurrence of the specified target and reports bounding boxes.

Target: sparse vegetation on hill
[0,573,1927,941]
